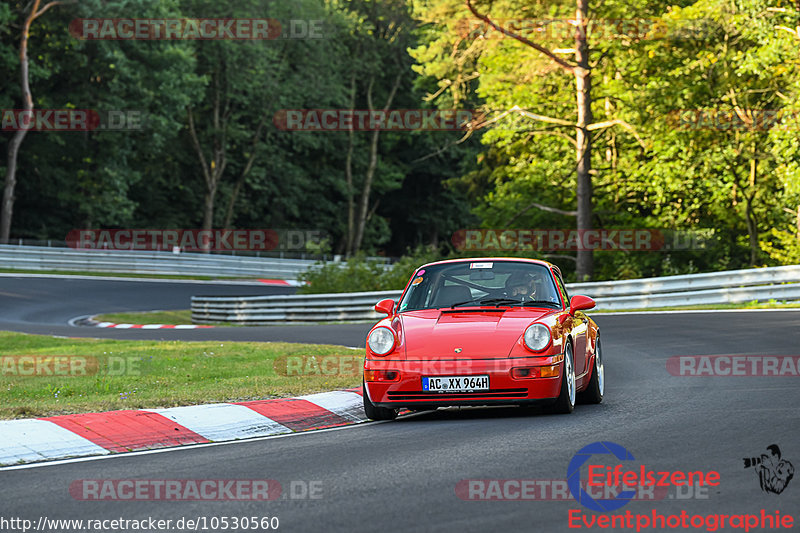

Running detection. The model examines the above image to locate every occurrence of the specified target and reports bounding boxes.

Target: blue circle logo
[567,441,637,512]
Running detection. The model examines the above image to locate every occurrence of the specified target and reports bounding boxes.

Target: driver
[505,272,536,300]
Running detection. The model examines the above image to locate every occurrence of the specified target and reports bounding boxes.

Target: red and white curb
[68,315,215,329]
[93,322,213,329]
[258,279,304,287]
[0,389,365,466]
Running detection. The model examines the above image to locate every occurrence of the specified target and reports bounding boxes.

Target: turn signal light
[539,365,560,378]
[364,370,400,382]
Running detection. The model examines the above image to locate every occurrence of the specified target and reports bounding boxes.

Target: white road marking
[0,418,398,471]
[298,391,368,423]
[0,419,109,465]
[143,403,292,441]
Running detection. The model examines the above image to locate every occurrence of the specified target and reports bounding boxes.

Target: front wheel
[578,337,604,404]
[549,342,575,414]
[363,382,397,421]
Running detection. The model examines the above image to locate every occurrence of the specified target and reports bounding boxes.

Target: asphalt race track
[0,275,372,346]
[1,313,799,531]
[1,274,799,532]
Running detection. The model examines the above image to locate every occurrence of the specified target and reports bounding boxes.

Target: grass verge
[0,331,363,419]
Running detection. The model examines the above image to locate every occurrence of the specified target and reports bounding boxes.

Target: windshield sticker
[411,276,424,286]
[470,262,493,269]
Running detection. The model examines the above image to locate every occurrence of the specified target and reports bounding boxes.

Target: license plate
[422,375,489,392]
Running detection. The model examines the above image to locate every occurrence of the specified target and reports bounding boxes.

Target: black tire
[578,337,604,405]
[363,382,398,421]
[549,341,575,414]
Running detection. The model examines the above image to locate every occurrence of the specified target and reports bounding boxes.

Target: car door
[553,270,588,376]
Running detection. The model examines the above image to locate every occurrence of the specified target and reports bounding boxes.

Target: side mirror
[375,298,395,316]
[569,295,596,315]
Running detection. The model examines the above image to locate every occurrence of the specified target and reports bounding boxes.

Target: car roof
[418,257,556,270]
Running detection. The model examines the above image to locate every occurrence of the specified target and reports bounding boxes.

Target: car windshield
[397,260,562,312]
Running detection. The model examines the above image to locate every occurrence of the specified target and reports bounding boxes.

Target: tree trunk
[221,116,268,229]
[1,0,48,244]
[351,71,402,255]
[187,93,228,252]
[795,205,800,242]
[465,0,608,281]
[574,0,593,281]
[2,132,26,245]
[351,94,380,253]
[745,155,758,266]
[744,194,758,266]
[344,74,357,256]
[203,186,217,232]
[222,177,243,229]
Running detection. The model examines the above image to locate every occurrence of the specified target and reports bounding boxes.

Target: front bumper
[364,355,563,408]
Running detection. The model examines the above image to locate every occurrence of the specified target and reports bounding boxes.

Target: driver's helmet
[505,272,535,299]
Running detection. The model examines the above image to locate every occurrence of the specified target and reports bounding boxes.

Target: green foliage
[1,0,466,256]
[298,246,444,293]
[2,0,800,280]
[410,0,800,279]
[298,255,392,293]
[761,227,800,264]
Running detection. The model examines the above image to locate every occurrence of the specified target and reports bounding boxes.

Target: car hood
[400,308,551,359]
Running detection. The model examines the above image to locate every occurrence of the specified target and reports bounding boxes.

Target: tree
[412,0,646,280]
[622,0,799,267]
[334,0,417,256]
[1,0,64,244]
[3,0,202,238]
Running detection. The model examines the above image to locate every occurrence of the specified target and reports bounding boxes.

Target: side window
[553,272,569,307]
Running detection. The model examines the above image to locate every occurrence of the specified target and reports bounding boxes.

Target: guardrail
[568,265,800,297]
[191,265,800,324]
[192,291,403,324]
[0,244,321,278]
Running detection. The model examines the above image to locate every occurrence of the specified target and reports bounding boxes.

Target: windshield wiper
[478,298,523,307]
[510,300,561,308]
[449,297,534,309]
[449,297,517,308]
[449,299,482,308]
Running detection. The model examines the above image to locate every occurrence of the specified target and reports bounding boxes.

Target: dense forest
[1,0,799,281]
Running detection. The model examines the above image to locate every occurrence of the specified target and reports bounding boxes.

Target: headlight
[523,324,551,352]
[368,327,396,356]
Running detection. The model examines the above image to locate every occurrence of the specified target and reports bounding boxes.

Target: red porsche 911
[362,258,603,420]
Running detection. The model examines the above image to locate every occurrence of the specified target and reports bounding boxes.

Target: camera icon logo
[743,444,794,494]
